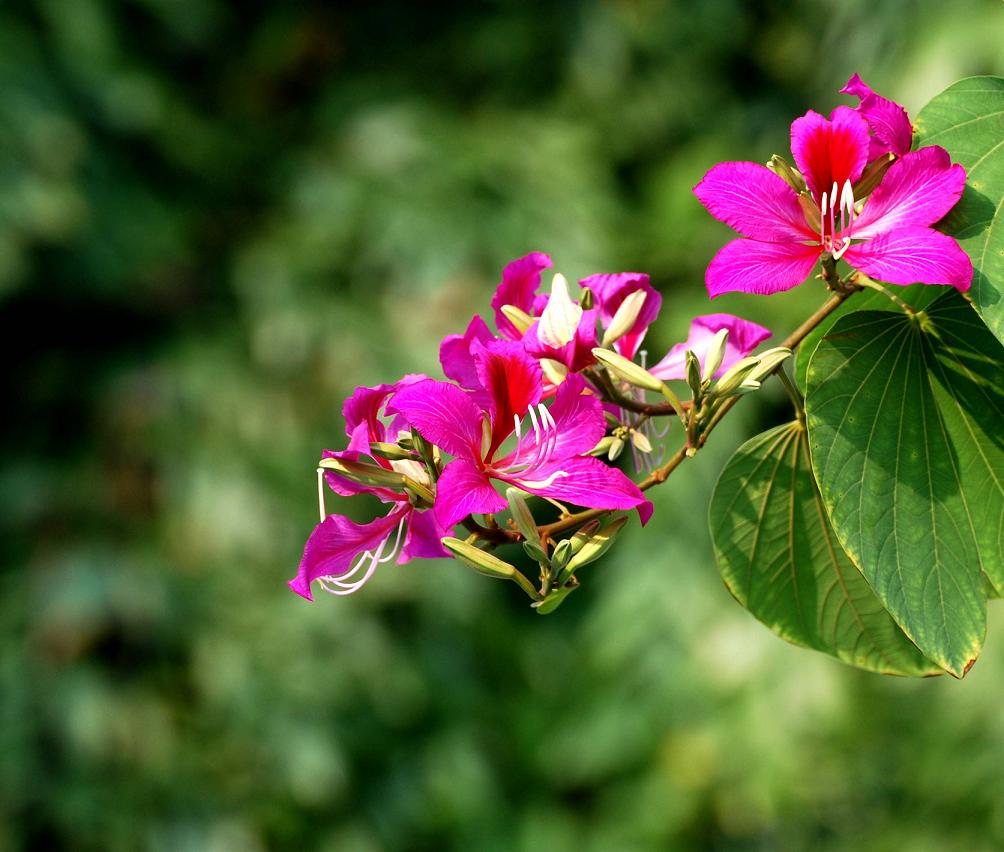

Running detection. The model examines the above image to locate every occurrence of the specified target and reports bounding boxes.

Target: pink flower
[648,314,772,381]
[694,85,972,297]
[288,378,450,601]
[390,340,653,529]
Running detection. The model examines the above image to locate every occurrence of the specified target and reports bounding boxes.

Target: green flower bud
[685,349,703,398]
[441,538,517,580]
[701,328,730,383]
[559,516,628,582]
[370,441,416,461]
[500,304,534,335]
[532,583,578,615]
[506,487,541,548]
[592,348,665,393]
[601,289,648,347]
[318,457,406,490]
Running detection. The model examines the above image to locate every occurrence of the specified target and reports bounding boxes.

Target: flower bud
[370,441,416,461]
[745,346,792,382]
[589,435,617,457]
[592,348,665,392]
[559,516,628,581]
[766,154,807,193]
[608,436,625,461]
[685,349,703,398]
[601,289,647,347]
[506,487,541,548]
[500,304,534,335]
[550,538,573,572]
[630,429,652,454]
[523,540,549,563]
[710,355,760,397]
[441,537,517,580]
[579,286,594,310]
[318,457,406,490]
[540,358,569,387]
[854,152,895,198]
[701,328,730,383]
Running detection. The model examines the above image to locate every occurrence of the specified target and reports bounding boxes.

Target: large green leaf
[794,285,943,391]
[914,76,1004,345]
[805,291,1004,676]
[710,421,939,676]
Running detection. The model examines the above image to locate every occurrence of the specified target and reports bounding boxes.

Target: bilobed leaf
[805,291,1004,677]
[914,76,1004,346]
[794,285,942,391]
[710,421,938,676]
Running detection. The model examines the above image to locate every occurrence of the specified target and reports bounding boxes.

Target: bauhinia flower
[390,340,653,529]
[694,76,972,297]
[648,313,772,381]
[288,378,449,601]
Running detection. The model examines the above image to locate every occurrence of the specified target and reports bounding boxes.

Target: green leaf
[805,291,1004,677]
[914,76,1004,345]
[710,421,938,676]
[794,285,943,391]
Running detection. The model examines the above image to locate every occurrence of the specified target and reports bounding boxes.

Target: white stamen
[317,517,406,596]
[317,468,327,523]
[528,404,541,443]
[513,413,523,459]
[517,470,570,489]
[538,403,557,465]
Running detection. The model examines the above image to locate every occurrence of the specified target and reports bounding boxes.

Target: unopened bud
[402,477,435,508]
[685,349,703,398]
[523,540,549,563]
[601,289,647,347]
[589,435,617,457]
[318,457,406,490]
[370,441,416,461]
[506,487,541,548]
[480,414,492,458]
[500,304,534,335]
[559,516,628,581]
[630,429,652,454]
[441,538,517,580]
[608,436,625,461]
[798,193,821,234]
[532,583,578,615]
[568,520,601,555]
[702,328,730,382]
[710,355,760,397]
[745,347,792,382]
[579,286,594,310]
[592,348,665,393]
[767,154,806,193]
[550,538,573,572]
[540,358,569,387]
[854,153,895,198]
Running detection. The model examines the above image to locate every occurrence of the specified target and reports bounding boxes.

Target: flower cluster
[695,74,971,297]
[290,74,972,604]
[289,253,769,600]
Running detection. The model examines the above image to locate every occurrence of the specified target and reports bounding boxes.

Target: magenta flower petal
[841,73,912,159]
[649,313,772,381]
[399,508,451,562]
[582,272,663,360]
[694,162,816,243]
[843,226,973,291]
[506,456,653,524]
[435,458,509,528]
[440,315,496,390]
[851,147,967,239]
[474,340,543,457]
[490,252,552,339]
[388,379,484,461]
[498,374,605,466]
[705,238,821,298]
[289,507,408,601]
[790,106,870,202]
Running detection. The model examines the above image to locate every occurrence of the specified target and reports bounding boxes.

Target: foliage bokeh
[3,1,1004,849]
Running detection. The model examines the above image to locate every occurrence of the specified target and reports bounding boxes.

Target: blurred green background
[4,1,1004,849]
